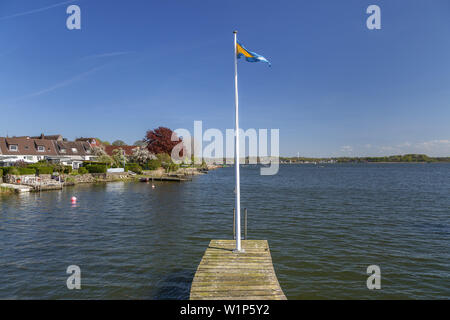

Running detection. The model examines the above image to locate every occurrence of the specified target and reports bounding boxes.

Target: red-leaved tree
[145,127,184,157]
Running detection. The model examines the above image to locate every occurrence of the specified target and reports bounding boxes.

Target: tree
[92,146,114,166]
[112,148,126,167]
[92,146,106,156]
[112,140,126,146]
[96,138,110,146]
[156,153,179,173]
[133,140,147,147]
[129,148,153,166]
[145,127,184,157]
[97,155,114,166]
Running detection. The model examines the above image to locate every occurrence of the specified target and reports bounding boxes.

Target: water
[0,163,449,299]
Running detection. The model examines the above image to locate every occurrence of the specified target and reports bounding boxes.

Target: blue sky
[1,0,449,157]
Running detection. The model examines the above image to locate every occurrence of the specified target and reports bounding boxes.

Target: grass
[0,186,15,194]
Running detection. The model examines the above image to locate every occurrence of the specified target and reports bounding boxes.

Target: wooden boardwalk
[190,240,286,300]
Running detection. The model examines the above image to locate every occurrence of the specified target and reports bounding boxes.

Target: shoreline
[0,166,219,195]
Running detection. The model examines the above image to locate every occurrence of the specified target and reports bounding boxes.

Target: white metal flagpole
[233,30,242,252]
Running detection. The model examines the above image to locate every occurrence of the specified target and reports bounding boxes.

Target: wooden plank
[190,240,286,300]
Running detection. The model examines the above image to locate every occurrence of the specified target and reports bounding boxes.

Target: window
[9,145,18,151]
[37,146,45,152]
[60,149,66,153]
[72,148,78,153]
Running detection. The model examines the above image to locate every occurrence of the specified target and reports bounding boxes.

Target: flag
[236,41,271,66]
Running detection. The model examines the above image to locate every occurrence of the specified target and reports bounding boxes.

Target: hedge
[36,167,54,175]
[85,164,107,174]
[17,168,36,175]
[144,159,162,170]
[1,167,16,175]
[0,167,35,175]
[83,161,110,166]
[125,163,143,174]
[78,167,88,174]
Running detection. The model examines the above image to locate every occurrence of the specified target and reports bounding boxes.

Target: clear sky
[1,0,449,157]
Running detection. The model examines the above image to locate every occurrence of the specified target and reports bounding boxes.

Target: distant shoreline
[280,161,449,164]
[280,154,450,164]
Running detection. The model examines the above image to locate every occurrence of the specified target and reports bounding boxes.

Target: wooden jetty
[190,240,286,300]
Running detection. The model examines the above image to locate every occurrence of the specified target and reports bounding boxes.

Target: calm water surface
[0,164,449,299]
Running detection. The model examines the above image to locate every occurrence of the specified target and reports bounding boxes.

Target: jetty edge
[190,239,286,300]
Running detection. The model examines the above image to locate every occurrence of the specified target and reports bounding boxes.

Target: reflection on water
[0,164,449,299]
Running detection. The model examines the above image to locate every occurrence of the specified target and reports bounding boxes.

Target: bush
[63,166,72,174]
[167,162,179,173]
[83,161,111,166]
[28,161,50,168]
[85,164,107,174]
[51,164,64,173]
[1,167,18,175]
[36,167,53,175]
[17,167,36,175]
[145,159,161,170]
[0,168,2,177]
[65,177,75,184]
[125,163,143,174]
[78,167,88,174]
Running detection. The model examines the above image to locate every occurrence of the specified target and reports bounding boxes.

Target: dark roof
[104,145,139,156]
[0,137,58,156]
[76,137,94,142]
[29,134,64,141]
[54,140,93,156]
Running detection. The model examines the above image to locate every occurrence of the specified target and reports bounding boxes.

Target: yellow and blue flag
[236,41,271,66]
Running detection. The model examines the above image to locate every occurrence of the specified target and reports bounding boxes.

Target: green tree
[112,140,126,146]
[133,140,147,147]
[112,149,126,167]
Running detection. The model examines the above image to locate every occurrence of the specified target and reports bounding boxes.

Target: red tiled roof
[0,137,58,156]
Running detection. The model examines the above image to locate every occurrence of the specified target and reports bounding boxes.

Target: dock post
[233,208,236,239]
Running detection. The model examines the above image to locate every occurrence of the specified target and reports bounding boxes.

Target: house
[48,140,96,169]
[0,135,96,169]
[0,136,58,166]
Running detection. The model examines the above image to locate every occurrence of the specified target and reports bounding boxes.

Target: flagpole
[233,30,242,252]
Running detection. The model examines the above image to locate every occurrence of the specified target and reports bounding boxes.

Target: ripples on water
[0,163,449,299]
